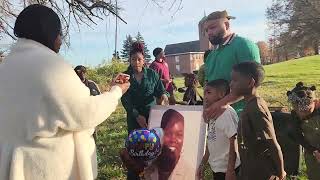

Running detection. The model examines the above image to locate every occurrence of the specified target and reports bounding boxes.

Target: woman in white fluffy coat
[0,5,130,180]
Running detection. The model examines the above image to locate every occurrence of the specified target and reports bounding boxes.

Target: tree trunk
[314,40,319,55]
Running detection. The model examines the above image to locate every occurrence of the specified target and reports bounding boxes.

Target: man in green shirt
[203,10,261,120]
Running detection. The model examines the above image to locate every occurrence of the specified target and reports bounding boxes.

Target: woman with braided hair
[121,42,169,179]
[287,82,320,180]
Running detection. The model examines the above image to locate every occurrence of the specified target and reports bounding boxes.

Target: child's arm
[264,138,286,179]
[202,145,210,165]
[198,145,209,179]
[248,105,286,179]
[222,110,239,180]
[226,135,237,180]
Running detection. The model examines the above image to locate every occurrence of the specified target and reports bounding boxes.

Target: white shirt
[207,105,241,173]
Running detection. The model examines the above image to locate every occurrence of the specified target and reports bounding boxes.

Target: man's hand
[225,170,237,180]
[203,100,227,123]
[136,115,148,128]
[197,163,205,180]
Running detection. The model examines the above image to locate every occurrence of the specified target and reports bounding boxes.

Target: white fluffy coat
[0,39,122,180]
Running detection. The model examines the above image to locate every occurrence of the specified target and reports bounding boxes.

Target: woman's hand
[114,73,130,83]
[111,73,130,94]
[157,94,169,105]
[136,115,148,128]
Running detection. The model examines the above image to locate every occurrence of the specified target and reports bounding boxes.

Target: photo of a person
[146,106,206,180]
[157,109,184,179]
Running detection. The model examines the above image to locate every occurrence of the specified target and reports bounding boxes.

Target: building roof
[165,52,204,57]
[164,40,201,55]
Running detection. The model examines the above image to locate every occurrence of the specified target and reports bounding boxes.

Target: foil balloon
[125,128,162,161]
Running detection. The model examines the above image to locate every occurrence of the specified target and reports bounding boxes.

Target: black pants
[127,170,140,180]
[213,166,240,180]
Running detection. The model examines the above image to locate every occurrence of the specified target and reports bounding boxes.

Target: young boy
[230,61,286,180]
[198,79,241,180]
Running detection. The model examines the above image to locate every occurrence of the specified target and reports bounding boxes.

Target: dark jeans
[213,166,240,180]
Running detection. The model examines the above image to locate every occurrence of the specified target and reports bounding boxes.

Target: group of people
[0,3,319,180]
[120,10,320,180]
[0,4,130,180]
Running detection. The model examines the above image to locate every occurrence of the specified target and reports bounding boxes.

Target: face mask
[288,92,314,111]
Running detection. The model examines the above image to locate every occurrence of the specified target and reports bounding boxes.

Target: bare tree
[0,0,183,43]
[256,41,270,64]
[267,0,320,55]
[0,0,127,44]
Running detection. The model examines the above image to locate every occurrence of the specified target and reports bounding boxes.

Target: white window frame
[175,56,180,63]
[176,65,180,71]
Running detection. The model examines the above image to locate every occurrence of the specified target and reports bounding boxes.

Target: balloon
[125,128,162,161]
[153,127,164,145]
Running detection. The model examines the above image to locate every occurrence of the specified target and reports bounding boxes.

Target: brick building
[164,16,211,75]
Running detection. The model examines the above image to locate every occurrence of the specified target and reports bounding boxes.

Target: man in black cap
[74,65,101,96]
[203,10,261,119]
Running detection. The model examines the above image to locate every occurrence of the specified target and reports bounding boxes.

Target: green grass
[260,55,320,107]
[96,106,127,180]
[96,55,320,179]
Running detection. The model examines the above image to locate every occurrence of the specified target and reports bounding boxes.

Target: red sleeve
[149,62,160,74]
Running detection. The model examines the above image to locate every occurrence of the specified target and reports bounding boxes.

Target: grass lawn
[96,55,320,180]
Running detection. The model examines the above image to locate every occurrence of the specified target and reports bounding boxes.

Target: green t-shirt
[205,35,261,114]
[197,64,205,87]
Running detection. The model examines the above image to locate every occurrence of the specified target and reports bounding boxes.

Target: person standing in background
[150,47,176,105]
[74,65,101,96]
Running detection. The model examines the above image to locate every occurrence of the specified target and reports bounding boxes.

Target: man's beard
[209,31,225,45]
